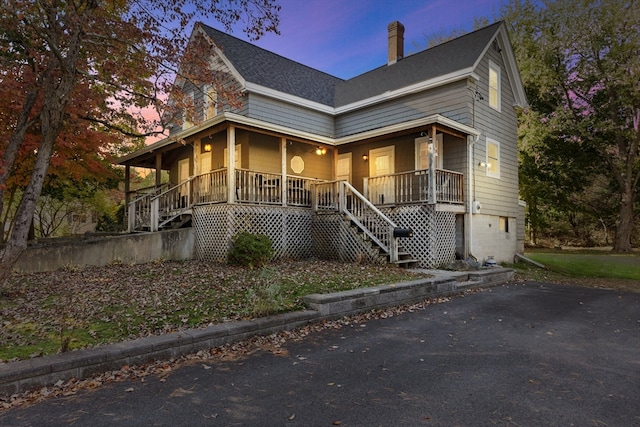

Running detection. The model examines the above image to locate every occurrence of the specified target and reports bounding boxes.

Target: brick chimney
[388,21,405,65]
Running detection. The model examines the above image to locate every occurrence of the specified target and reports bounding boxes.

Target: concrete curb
[0,268,512,396]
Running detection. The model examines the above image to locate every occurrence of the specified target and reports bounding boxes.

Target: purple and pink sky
[227,0,507,79]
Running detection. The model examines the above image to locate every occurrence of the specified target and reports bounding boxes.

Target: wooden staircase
[327,181,416,268]
[393,246,419,269]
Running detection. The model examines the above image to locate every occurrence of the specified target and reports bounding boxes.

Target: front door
[200,151,212,174]
[337,153,352,182]
[369,146,395,204]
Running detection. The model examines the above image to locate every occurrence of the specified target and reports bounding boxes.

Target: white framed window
[488,60,501,111]
[499,216,509,233]
[486,138,500,178]
[415,133,443,170]
[182,91,195,130]
[205,85,217,120]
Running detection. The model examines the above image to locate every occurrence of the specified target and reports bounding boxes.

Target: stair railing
[127,183,171,232]
[314,180,400,262]
[128,192,153,232]
[149,176,196,232]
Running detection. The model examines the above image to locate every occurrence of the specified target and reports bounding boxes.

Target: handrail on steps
[149,176,197,232]
[314,180,406,263]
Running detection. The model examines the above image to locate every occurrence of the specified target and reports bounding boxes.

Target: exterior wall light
[362,154,369,161]
[315,146,327,155]
[203,143,212,152]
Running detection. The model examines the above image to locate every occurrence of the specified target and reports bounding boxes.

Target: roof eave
[115,111,479,166]
[115,114,229,165]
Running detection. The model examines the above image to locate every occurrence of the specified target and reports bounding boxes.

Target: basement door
[369,146,395,204]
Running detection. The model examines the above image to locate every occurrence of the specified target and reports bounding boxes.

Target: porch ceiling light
[315,146,326,155]
[203,143,212,152]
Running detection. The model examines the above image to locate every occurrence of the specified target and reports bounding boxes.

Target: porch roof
[115,112,479,168]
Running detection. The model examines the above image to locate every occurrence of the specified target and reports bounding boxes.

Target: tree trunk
[0,3,89,287]
[0,88,39,218]
[0,121,59,285]
[612,190,634,253]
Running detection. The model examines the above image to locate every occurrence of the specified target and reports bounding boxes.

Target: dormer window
[489,60,501,111]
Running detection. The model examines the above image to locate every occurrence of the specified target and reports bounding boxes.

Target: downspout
[466,83,482,259]
[467,135,478,258]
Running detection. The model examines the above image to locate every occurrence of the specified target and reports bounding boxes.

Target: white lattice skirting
[193,204,456,267]
[193,204,314,262]
[383,205,456,268]
[311,213,386,264]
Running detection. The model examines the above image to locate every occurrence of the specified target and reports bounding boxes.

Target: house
[116,20,527,268]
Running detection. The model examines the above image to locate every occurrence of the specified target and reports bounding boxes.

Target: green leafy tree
[0,0,280,285]
[503,0,640,251]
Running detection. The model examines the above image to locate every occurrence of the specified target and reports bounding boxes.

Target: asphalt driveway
[1,282,639,426]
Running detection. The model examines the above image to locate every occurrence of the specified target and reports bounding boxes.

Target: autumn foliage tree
[0,0,280,285]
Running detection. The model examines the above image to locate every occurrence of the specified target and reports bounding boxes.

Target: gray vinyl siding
[442,134,467,173]
[246,94,335,137]
[472,47,520,218]
[335,81,471,138]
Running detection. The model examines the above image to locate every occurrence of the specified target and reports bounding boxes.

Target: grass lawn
[524,250,640,281]
[2,251,638,363]
[507,249,640,294]
[0,260,429,362]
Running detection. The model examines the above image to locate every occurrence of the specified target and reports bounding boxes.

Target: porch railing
[235,169,282,205]
[313,180,400,262]
[364,169,464,205]
[128,168,463,232]
[193,168,228,204]
[286,175,319,206]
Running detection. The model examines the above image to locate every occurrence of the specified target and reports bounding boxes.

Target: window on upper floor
[205,85,217,120]
[486,138,500,178]
[489,60,501,111]
[182,91,195,130]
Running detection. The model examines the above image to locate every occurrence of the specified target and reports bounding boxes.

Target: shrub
[227,232,274,268]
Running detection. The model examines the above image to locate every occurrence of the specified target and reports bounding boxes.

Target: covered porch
[117,113,475,267]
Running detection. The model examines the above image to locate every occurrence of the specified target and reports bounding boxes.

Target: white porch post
[281,137,287,206]
[227,126,236,204]
[150,198,159,232]
[194,139,201,176]
[428,126,437,204]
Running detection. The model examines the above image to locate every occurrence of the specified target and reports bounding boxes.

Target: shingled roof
[335,22,502,107]
[199,21,505,109]
[199,23,342,106]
